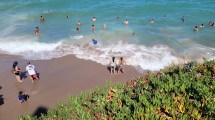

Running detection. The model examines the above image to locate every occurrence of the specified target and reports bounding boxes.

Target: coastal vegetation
[20,60,215,119]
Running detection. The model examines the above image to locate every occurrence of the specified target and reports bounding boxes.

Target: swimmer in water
[199,24,204,28]
[163,15,166,20]
[194,26,198,32]
[35,27,40,36]
[77,21,81,26]
[76,28,80,32]
[149,19,154,24]
[116,17,120,21]
[124,19,129,25]
[65,16,69,19]
[181,16,185,22]
[132,32,136,36]
[92,25,96,32]
[103,24,107,30]
[92,17,96,22]
[40,16,45,23]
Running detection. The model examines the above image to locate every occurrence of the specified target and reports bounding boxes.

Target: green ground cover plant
[20,60,215,120]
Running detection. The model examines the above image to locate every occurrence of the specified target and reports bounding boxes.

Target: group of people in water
[193,22,215,32]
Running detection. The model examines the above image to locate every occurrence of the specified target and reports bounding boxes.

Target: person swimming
[163,15,166,20]
[40,16,45,23]
[76,28,80,32]
[77,21,81,26]
[199,24,204,28]
[35,27,40,36]
[149,19,154,23]
[92,17,96,22]
[194,26,198,32]
[103,24,107,30]
[92,25,96,32]
[92,39,97,45]
[181,16,185,22]
[124,19,129,25]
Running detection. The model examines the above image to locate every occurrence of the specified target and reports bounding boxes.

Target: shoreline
[0,54,144,119]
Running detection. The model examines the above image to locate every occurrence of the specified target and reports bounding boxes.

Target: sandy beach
[0,54,144,119]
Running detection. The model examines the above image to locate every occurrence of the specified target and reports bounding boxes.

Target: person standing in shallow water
[40,16,45,23]
[35,27,40,36]
[92,25,96,32]
[92,17,96,22]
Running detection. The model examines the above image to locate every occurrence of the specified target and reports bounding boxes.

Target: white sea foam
[70,35,83,39]
[0,35,214,71]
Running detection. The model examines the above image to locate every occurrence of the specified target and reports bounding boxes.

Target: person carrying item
[26,62,39,82]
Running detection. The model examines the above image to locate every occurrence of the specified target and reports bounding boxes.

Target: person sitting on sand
[77,21,81,26]
[18,91,29,103]
[12,61,22,82]
[199,24,204,28]
[92,17,96,22]
[92,25,96,32]
[194,26,198,32]
[109,57,117,74]
[35,27,40,36]
[124,19,129,25]
[117,57,126,73]
[26,62,39,82]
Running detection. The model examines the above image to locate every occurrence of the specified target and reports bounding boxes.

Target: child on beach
[117,57,126,73]
[12,61,22,82]
[18,91,29,103]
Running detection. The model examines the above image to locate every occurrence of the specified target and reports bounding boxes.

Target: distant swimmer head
[200,23,204,28]
[194,26,198,32]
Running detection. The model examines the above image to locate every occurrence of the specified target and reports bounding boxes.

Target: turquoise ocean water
[0,0,214,71]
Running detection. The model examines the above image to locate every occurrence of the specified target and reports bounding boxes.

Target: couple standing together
[12,62,39,82]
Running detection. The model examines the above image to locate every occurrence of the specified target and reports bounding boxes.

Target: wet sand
[0,54,144,119]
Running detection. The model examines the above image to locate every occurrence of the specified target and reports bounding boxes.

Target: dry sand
[0,54,144,119]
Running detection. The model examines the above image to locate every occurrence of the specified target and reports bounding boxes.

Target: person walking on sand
[12,61,22,82]
[35,27,40,36]
[117,57,126,73]
[109,57,117,74]
[26,62,39,82]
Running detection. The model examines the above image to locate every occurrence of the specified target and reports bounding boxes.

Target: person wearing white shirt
[26,62,38,82]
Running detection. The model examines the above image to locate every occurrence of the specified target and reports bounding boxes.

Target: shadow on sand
[0,86,4,106]
[32,106,48,118]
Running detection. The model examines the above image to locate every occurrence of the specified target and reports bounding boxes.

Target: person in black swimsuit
[12,61,22,82]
